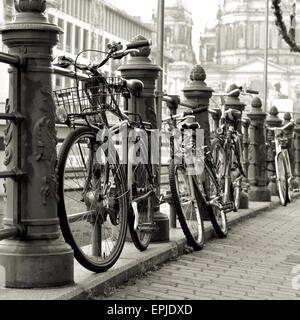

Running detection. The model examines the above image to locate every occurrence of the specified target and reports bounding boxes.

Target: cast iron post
[283,112,296,183]
[225,84,248,208]
[241,116,250,202]
[118,35,169,242]
[247,97,271,202]
[0,0,73,288]
[265,106,282,195]
[182,65,213,148]
[294,118,300,186]
[164,95,179,229]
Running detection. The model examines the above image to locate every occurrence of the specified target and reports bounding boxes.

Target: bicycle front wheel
[276,152,289,206]
[169,160,205,250]
[57,126,128,272]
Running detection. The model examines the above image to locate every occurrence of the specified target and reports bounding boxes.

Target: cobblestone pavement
[102,199,300,300]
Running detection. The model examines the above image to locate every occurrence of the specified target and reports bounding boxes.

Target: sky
[107,0,220,58]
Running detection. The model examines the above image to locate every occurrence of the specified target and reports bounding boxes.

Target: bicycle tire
[57,126,128,272]
[276,152,289,206]
[128,160,154,251]
[204,162,228,238]
[169,159,205,250]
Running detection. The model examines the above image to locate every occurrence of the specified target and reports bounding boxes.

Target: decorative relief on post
[41,174,59,206]
[33,116,56,162]
[3,99,13,166]
[35,88,59,205]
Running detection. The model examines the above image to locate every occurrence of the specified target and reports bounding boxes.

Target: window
[66,22,72,53]
[74,26,81,54]
[57,18,64,50]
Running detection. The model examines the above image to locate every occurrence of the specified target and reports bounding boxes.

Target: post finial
[14,0,46,13]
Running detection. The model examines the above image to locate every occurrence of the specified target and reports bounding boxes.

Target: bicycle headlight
[56,107,68,123]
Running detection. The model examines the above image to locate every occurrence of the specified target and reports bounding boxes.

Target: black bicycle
[53,39,160,272]
[163,95,233,245]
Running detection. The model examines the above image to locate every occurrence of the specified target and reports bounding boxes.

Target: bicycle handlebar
[267,120,295,131]
[126,39,152,49]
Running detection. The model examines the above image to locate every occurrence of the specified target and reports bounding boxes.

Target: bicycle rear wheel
[169,159,205,250]
[204,163,228,238]
[57,126,127,272]
[276,152,289,206]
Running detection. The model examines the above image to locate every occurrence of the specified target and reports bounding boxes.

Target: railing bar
[0,227,19,241]
[0,52,20,66]
[0,171,24,178]
[52,66,89,80]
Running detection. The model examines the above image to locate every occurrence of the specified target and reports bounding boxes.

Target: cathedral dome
[165,0,189,10]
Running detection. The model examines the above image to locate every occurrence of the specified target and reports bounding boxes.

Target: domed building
[200,0,300,115]
[164,0,197,95]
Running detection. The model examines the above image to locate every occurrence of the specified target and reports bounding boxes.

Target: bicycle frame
[211,96,245,205]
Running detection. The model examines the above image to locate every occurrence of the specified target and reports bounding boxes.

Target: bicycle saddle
[182,122,200,130]
[125,79,144,97]
[225,109,241,121]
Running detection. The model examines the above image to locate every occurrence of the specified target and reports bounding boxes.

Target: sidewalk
[0,197,286,300]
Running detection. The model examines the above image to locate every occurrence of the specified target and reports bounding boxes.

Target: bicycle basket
[53,77,122,118]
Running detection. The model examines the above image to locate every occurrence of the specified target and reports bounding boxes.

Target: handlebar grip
[184,107,208,116]
[246,89,259,95]
[126,39,152,49]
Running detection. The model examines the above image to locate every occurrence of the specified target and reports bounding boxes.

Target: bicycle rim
[57,127,127,272]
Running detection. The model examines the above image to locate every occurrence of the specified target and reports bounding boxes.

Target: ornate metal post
[247,97,271,202]
[283,112,296,178]
[164,95,179,229]
[266,106,282,195]
[242,117,250,179]
[294,118,300,186]
[182,65,213,148]
[241,116,250,207]
[0,0,73,288]
[225,84,248,208]
[118,35,169,242]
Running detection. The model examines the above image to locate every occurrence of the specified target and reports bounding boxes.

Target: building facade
[200,0,300,113]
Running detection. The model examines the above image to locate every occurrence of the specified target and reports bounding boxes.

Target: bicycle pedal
[222,202,234,213]
[131,201,139,231]
[138,223,158,233]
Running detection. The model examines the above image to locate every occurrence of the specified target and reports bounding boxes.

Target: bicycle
[209,88,257,212]
[266,119,295,206]
[162,95,233,244]
[53,39,159,272]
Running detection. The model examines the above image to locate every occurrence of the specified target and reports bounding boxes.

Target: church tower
[164,0,197,95]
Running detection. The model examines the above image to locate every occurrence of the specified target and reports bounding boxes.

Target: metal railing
[0,52,23,240]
